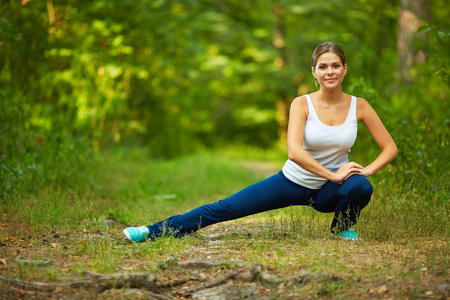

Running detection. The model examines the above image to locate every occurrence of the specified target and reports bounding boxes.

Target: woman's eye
[333,65,340,68]
[319,66,326,69]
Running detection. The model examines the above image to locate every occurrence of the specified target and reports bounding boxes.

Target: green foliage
[0,0,414,157]
[0,82,98,200]
[0,0,448,212]
[417,24,450,82]
[348,73,448,212]
[0,1,100,199]
[391,22,449,199]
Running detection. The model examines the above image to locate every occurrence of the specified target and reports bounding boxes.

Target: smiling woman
[313,53,347,89]
[123,42,398,243]
[311,42,347,88]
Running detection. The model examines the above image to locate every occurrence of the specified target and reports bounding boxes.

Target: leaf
[0,237,18,243]
[375,284,389,294]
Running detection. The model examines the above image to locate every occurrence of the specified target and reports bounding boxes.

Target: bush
[0,89,99,202]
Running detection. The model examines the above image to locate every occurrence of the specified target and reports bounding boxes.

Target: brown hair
[312,42,346,69]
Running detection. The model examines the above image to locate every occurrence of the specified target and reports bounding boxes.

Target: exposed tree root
[83,271,158,292]
[0,260,343,299]
[177,270,239,296]
[0,275,93,291]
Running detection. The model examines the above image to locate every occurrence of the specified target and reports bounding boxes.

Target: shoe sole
[331,233,362,241]
[123,229,132,241]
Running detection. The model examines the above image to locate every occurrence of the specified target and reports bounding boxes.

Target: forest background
[0,1,448,298]
[0,0,448,224]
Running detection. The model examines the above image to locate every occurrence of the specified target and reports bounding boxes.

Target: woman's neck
[317,88,345,104]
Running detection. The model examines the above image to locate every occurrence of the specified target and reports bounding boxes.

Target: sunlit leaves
[0,0,448,196]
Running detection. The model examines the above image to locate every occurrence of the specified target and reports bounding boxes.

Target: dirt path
[0,220,449,300]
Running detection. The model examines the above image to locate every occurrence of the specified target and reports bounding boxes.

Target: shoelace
[137,227,148,235]
[137,227,148,233]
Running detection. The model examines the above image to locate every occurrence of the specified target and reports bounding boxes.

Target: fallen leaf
[16,290,25,298]
[375,284,389,294]
[0,237,18,242]
[0,258,6,265]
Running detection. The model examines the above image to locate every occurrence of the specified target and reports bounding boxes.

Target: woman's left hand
[338,166,372,184]
[335,162,363,184]
[358,167,373,178]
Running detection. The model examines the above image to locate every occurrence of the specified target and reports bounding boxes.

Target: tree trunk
[46,0,56,34]
[273,3,289,147]
[397,0,430,84]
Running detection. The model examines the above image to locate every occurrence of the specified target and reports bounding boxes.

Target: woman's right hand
[334,162,363,184]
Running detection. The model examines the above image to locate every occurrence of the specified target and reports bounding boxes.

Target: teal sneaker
[123,226,150,242]
[332,227,362,241]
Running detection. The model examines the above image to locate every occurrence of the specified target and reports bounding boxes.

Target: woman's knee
[345,175,373,209]
[348,175,373,197]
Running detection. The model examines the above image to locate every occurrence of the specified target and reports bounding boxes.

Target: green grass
[0,146,448,299]
[97,147,285,225]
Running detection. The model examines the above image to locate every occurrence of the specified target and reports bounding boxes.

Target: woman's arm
[357,98,398,177]
[287,96,363,183]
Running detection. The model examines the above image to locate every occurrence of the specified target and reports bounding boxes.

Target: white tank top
[282,94,358,189]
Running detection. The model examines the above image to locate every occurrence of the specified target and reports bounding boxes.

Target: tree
[397,0,430,84]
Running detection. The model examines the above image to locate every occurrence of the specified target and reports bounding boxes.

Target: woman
[123,42,398,242]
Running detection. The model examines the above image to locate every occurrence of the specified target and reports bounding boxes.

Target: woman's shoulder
[355,97,377,120]
[289,95,309,118]
[290,95,308,107]
[355,97,372,110]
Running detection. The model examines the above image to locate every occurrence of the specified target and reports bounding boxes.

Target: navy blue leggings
[146,171,373,239]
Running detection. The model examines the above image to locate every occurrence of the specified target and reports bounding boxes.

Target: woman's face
[312,52,347,89]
